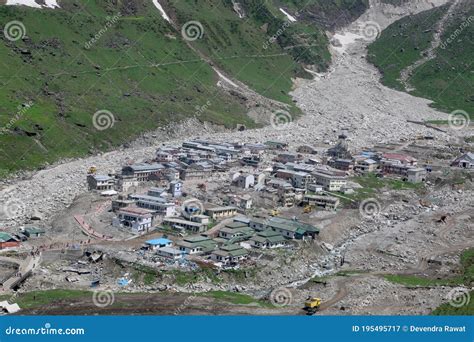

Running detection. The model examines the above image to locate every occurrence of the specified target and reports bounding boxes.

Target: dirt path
[399,0,462,91]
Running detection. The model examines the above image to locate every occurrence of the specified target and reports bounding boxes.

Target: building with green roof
[249,216,319,240]
[250,229,286,249]
[176,236,217,255]
[211,244,249,266]
[23,227,46,238]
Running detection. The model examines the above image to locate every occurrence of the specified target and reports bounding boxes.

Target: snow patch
[279,8,296,22]
[152,0,171,23]
[6,0,60,9]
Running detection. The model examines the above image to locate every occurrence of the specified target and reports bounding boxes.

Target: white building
[87,174,115,191]
[112,207,154,233]
[132,194,176,217]
[157,246,183,259]
[312,170,347,192]
[232,172,255,189]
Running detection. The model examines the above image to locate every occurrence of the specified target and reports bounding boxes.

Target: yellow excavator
[269,209,280,216]
[88,165,97,174]
[303,296,322,315]
[303,205,313,214]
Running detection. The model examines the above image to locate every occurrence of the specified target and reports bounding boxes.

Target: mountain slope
[0,0,371,175]
[368,0,473,118]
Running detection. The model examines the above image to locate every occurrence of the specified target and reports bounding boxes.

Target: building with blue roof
[144,238,172,250]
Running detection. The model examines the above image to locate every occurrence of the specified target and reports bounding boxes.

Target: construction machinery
[303,205,313,214]
[269,209,280,216]
[303,297,321,315]
[87,165,97,174]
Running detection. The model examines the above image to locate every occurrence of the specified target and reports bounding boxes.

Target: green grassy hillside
[432,248,474,315]
[368,3,473,118]
[0,0,369,175]
[367,6,446,91]
[409,5,474,117]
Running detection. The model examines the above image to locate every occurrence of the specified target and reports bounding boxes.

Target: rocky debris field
[1,0,472,316]
[0,0,465,231]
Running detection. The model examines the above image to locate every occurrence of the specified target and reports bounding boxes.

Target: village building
[303,194,340,210]
[285,162,315,174]
[132,195,176,217]
[163,168,181,182]
[267,179,294,191]
[407,168,427,183]
[451,153,474,169]
[328,158,354,172]
[276,169,313,189]
[307,183,323,193]
[312,169,347,191]
[22,227,46,238]
[147,187,167,197]
[87,174,115,191]
[232,172,255,189]
[122,163,165,182]
[382,162,410,176]
[176,236,217,255]
[0,232,20,249]
[211,244,249,266]
[112,207,154,233]
[248,216,319,240]
[116,174,139,192]
[205,206,238,220]
[169,180,183,197]
[218,222,254,241]
[156,246,183,259]
[327,134,352,159]
[228,194,253,210]
[144,238,172,251]
[189,214,211,226]
[250,229,285,249]
[112,197,136,212]
[155,150,174,163]
[278,189,296,207]
[181,162,213,180]
[355,158,378,173]
[382,153,417,166]
[163,218,205,233]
